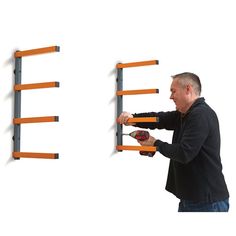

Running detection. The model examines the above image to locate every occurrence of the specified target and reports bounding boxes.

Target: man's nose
[170,94,173,100]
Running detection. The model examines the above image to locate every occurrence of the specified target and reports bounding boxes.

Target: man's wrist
[154,139,161,147]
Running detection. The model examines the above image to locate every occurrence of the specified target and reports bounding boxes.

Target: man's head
[170,72,201,113]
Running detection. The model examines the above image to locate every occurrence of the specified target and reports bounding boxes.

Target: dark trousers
[178,198,229,212]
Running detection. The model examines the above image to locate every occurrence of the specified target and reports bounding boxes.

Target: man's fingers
[118,112,133,125]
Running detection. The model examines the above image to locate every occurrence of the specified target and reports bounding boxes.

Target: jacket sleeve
[133,111,179,130]
[154,111,209,164]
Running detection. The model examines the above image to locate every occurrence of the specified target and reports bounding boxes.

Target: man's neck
[182,96,200,114]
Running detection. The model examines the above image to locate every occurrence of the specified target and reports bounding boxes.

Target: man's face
[170,79,188,113]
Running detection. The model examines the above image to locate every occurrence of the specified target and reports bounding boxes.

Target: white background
[0,0,235,235]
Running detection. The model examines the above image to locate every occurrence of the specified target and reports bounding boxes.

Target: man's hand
[117,111,136,126]
[138,135,156,146]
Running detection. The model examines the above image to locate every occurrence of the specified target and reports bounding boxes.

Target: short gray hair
[172,72,201,96]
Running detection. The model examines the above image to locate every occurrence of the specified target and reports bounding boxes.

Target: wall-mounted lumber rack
[13,45,60,160]
[116,59,159,153]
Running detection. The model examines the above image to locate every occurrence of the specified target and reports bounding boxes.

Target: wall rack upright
[13,46,60,159]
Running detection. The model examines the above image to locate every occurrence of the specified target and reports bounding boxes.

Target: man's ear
[186,84,191,94]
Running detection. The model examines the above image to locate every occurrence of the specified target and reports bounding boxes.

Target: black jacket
[133,97,229,202]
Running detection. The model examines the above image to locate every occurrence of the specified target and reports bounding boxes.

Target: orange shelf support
[128,117,158,123]
[117,89,159,96]
[15,46,60,58]
[116,145,157,152]
[13,152,59,159]
[117,117,158,123]
[116,60,158,69]
[14,116,59,124]
[14,81,59,91]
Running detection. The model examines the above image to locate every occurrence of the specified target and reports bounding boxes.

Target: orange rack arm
[14,116,59,124]
[13,152,59,159]
[117,117,158,123]
[14,82,59,91]
[116,60,158,69]
[117,89,159,96]
[128,117,158,123]
[125,117,159,123]
[116,145,157,152]
[15,46,60,58]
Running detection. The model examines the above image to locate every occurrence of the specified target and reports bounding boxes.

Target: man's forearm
[133,112,159,129]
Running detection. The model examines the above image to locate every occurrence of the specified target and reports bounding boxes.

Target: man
[118,72,229,212]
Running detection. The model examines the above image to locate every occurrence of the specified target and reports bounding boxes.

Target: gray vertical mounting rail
[13,55,22,159]
[116,66,123,149]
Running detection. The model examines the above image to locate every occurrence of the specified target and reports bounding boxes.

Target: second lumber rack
[116,60,159,153]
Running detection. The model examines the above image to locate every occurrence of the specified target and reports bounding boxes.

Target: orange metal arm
[116,89,159,96]
[15,46,60,58]
[128,117,158,123]
[116,145,157,152]
[13,152,59,159]
[14,82,59,91]
[116,60,158,69]
[116,117,158,123]
[13,116,59,124]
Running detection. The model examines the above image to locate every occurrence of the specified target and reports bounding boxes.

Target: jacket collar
[181,97,205,117]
